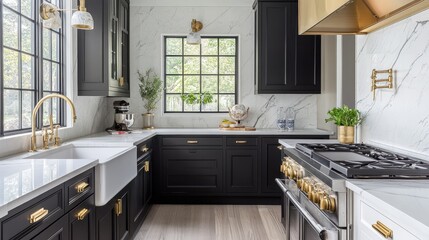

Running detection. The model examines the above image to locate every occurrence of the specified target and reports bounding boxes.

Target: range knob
[280,163,286,173]
[309,189,324,204]
[286,165,295,179]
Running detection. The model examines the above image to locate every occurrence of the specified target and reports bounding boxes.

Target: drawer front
[65,169,95,212]
[69,194,95,240]
[2,186,64,240]
[226,137,257,147]
[360,201,419,240]
[162,149,223,193]
[137,139,153,159]
[162,137,222,147]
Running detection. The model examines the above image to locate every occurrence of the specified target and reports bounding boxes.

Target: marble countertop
[347,180,429,234]
[0,158,97,219]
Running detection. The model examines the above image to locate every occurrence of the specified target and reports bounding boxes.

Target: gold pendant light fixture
[187,19,203,45]
[40,0,94,30]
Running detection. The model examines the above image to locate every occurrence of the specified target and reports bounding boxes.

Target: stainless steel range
[276,143,429,240]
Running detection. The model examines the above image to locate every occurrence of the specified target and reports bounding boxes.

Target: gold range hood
[299,0,429,35]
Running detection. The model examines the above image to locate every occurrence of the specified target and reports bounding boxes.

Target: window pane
[3,48,19,88]
[184,57,200,74]
[166,57,182,74]
[184,43,199,55]
[4,90,20,131]
[22,53,34,89]
[201,57,218,74]
[3,0,18,11]
[43,30,52,60]
[52,32,59,61]
[201,38,218,55]
[202,95,218,112]
[166,95,182,112]
[52,63,59,91]
[219,76,235,93]
[166,75,182,93]
[202,76,217,93]
[42,97,51,126]
[219,95,235,112]
[183,76,199,93]
[52,98,59,124]
[219,38,236,55]
[21,0,34,19]
[184,101,200,112]
[21,17,34,54]
[166,38,182,55]
[22,91,34,129]
[219,57,235,74]
[3,8,19,49]
[43,61,51,91]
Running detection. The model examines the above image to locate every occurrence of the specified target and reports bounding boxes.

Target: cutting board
[219,126,256,131]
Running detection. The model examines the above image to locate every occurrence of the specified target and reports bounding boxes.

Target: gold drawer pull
[76,208,90,221]
[187,140,198,144]
[144,161,150,172]
[277,145,283,150]
[29,208,49,223]
[141,145,149,153]
[372,221,393,238]
[235,140,247,144]
[115,199,122,216]
[76,182,89,193]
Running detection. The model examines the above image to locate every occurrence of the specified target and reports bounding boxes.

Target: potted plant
[180,92,214,111]
[138,69,162,129]
[325,105,362,144]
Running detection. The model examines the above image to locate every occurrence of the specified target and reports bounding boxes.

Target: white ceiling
[130,0,254,7]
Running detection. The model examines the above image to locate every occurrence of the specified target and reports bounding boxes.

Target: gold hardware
[76,208,90,221]
[30,94,77,152]
[29,208,49,223]
[187,140,198,144]
[115,199,122,216]
[54,125,61,147]
[141,145,149,153]
[319,195,336,213]
[191,19,203,32]
[277,145,283,150]
[144,161,150,172]
[372,69,393,100]
[372,221,393,238]
[76,182,89,193]
[119,77,125,87]
[235,140,247,144]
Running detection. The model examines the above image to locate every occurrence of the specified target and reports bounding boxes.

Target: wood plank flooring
[133,205,286,240]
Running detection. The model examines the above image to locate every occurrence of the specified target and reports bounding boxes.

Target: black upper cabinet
[77,0,130,97]
[254,0,321,94]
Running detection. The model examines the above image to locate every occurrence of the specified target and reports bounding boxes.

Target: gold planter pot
[142,113,155,129]
[338,126,355,144]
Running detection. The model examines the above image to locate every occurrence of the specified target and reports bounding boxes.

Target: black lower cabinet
[33,214,69,240]
[226,149,258,193]
[96,186,130,240]
[69,195,96,240]
[261,138,284,194]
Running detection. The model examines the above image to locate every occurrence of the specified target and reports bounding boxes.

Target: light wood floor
[133,205,286,240]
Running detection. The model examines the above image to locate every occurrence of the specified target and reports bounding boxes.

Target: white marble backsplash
[107,6,317,129]
[356,9,429,155]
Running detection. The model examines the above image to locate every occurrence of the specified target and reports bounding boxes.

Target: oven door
[276,178,343,240]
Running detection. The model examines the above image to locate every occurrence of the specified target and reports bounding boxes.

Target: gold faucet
[30,93,77,152]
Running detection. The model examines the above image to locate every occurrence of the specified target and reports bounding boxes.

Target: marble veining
[356,9,429,156]
[107,6,318,129]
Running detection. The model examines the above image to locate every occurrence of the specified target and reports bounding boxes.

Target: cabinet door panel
[261,138,283,193]
[96,204,115,240]
[130,159,145,234]
[32,214,69,240]
[116,190,130,240]
[69,195,95,240]
[226,149,258,193]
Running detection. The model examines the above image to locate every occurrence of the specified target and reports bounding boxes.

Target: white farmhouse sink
[30,143,137,206]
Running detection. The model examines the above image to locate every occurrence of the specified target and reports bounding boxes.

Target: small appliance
[106,100,134,134]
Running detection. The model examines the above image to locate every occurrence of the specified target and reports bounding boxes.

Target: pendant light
[187,19,203,45]
[39,0,94,30]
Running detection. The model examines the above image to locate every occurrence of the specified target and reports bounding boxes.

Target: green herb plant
[138,69,163,113]
[325,105,362,126]
[181,92,214,105]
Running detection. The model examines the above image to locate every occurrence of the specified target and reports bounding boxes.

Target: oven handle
[275,178,329,240]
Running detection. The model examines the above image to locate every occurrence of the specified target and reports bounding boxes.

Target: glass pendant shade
[187,32,201,45]
[71,11,94,30]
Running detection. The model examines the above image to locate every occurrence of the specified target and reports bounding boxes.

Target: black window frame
[0,0,66,137]
[163,36,238,113]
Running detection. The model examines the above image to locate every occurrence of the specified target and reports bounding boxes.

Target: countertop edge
[0,159,98,219]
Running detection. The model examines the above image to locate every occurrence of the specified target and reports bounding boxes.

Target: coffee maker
[106,100,135,133]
